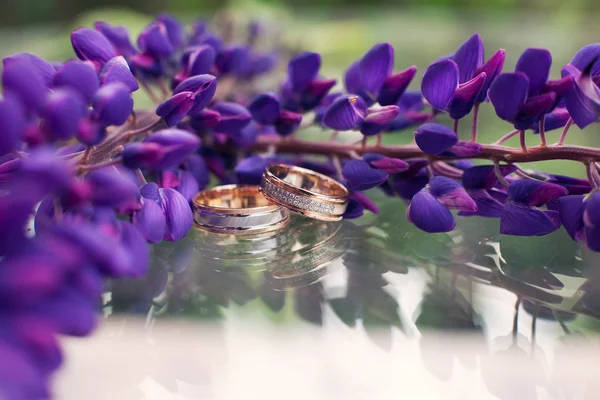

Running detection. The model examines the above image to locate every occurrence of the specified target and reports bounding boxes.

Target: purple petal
[86,167,139,208]
[429,176,477,212]
[144,128,201,170]
[173,74,217,114]
[235,155,268,185]
[542,76,575,98]
[301,79,337,111]
[397,90,425,112]
[137,22,173,57]
[500,202,561,236]
[462,165,516,189]
[439,140,482,158]
[344,60,362,95]
[547,174,591,195]
[42,88,87,140]
[377,65,417,106]
[359,43,394,98]
[534,107,571,133]
[3,53,55,87]
[0,96,24,156]
[76,118,106,146]
[583,192,600,229]
[117,221,150,277]
[515,48,552,96]
[288,52,320,92]
[352,190,379,214]
[342,159,388,191]
[421,59,459,110]
[413,123,458,155]
[448,72,487,119]
[232,121,261,148]
[367,156,409,173]
[275,109,303,136]
[156,91,195,127]
[489,72,529,121]
[364,105,400,124]
[563,69,600,129]
[94,21,137,56]
[570,43,600,76]
[183,154,209,189]
[583,225,600,251]
[2,59,48,112]
[159,188,193,241]
[122,142,165,169]
[453,33,484,83]
[52,61,99,103]
[190,108,221,128]
[507,179,568,207]
[99,56,139,93]
[92,83,133,126]
[322,95,365,131]
[475,49,506,102]
[211,102,252,134]
[558,195,585,241]
[459,189,505,218]
[133,197,166,243]
[407,191,455,233]
[186,45,217,76]
[177,169,199,202]
[248,92,281,125]
[343,197,364,219]
[515,92,557,130]
[157,13,185,49]
[71,27,116,69]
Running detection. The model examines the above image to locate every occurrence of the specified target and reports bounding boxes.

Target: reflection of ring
[259,164,349,222]
[193,185,290,235]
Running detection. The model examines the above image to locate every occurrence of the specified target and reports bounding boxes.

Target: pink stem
[471,103,479,142]
[558,117,574,146]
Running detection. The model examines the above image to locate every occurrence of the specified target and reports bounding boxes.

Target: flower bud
[71,27,117,70]
[99,56,138,93]
[92,83,133,126]
[53,61,99,103]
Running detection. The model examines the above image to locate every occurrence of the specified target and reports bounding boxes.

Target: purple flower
[0,96,25,156]
[94,21,137,56]
[385,91,431,132]
[413,123,458,155]
[156,13,185,50]
[489,48,570,130]
[558,192,600,250]
[460,165,515,217]
[322,95,399,135]
[92,83,134,126]
[85,167,140,208]
[389,159,430,200]
[3,53,55,87]
[175,45,217,87]
[99,56,139,93]
[135,182,193,242]
[345,43,417,106]
[342,159,389,191]
[281,52,336,112]
[561,45,600,129]
[137,22,174,58]
[42,88,87,141]
[362,153,409,174]
[53,60,99,103]
[500,180,567,236]
[71,27,117,70]
[211,102,252,134]
[407,176,477,233]
[141,128,201,170]
[156,91,195,127]
[173,74,217,115]
[343,191,379,219]
[2,57,48,113]
[235,155,269,185]
[247,93,303,136]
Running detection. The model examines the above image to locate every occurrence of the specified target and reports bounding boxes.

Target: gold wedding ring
[259,164,349,221]
[193,185,290,235]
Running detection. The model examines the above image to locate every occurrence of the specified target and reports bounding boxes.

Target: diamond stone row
[262,180,335,214]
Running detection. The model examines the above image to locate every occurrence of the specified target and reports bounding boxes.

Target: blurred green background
[1,0,600,176]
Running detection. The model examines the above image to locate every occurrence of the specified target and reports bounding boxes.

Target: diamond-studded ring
[193,185,290,235]
[259,164,349,222]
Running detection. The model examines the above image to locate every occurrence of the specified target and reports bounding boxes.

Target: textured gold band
[193,185,290,235]
[259,164,349,221]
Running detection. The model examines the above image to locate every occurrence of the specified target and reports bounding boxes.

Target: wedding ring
[259,164,349,221]
[193,185,290,235]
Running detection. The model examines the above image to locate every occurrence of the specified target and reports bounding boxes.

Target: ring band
[193,185,290,235]
[259,164,349,221]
